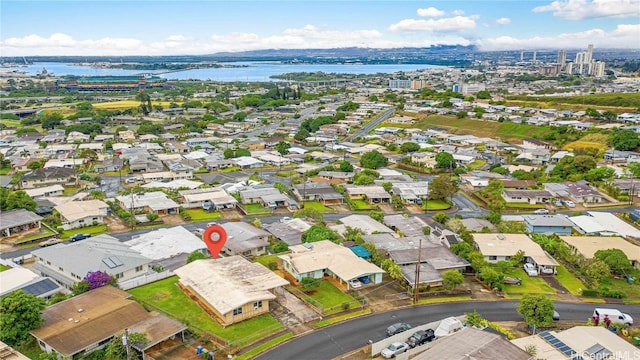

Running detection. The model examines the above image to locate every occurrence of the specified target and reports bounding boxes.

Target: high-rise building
[591,61,605,77]
[557,50,567,65]
[520,51,524,61]
[533,51,537,62]
[586,44,594,64]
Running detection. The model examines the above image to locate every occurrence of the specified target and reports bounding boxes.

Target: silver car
[381,342,409,358]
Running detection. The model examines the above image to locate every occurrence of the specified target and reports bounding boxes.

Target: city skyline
[1,0,639,56]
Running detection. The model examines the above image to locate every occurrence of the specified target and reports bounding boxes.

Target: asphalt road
[256,301,640,360]
[344,108,395,142]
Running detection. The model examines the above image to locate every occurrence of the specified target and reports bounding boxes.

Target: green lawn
[555,265,586,295]
[254,254,280,268]
[313,309,372,328]
[0,119,21,127]
[129,276,284,345]
[59,224,108,239]
[221,166,241,173]
[301,201,333,212]
[0,264,9,272]
[297,281,355,314]
[275,170,297,177]
[183,209,223,221]
[503,269,556,294]
[599,277,640,298]
[236,333,293,360]
[423,199,451,210]
[243,203,271,214]
[13,228,55,245]
[0,167,10,175]
[350,199,377,210]
[63,187,79,196]
[416,295,473,305]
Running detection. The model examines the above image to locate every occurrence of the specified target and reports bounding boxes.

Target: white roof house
[127,226,206,262]
[174,256,288,326]
[473,233,559,267]
[568,211,640,238]
[330,214,396,236]
[278,240,385,286]
[24,184,65,199]
[116,191,179,214]
[560,236,640,269]
[54,199,109,230]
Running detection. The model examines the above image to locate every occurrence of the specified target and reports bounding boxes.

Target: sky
[1,0,639,56]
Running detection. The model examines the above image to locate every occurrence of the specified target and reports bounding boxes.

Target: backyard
[128,276,284,347]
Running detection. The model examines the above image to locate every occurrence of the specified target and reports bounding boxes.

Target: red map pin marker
[202,224,227,259]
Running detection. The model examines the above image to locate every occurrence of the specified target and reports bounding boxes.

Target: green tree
[432,212,449,224]
[339,160,354,172]
[428,174,458,201]
[583,258,611,286]
[360,150,388,169]
[517,294,555,334]
[270,241,289,253]
[0,189,37,212]
[611,130,640,151]
[342,226,364,244]
[186,250,208,263]
[369,211,384,223]
[381,182,393,193]
[0,290,45,346]
[146,213,159,221]
[302,225,338,243]
[435,152,456,169]
[482,179,506,213]
[594,249,633,275]
[71,280,90,296]
[442,270,464,290]
[135,91,152,116]
[399,142,420,153]
[294,128,310,142]
[451,242,474,259]
[478,266,504,290]
[275,141,291,156]
[104,331,146,360]
[381,259,404,281]
[476,90,491,99]
[40,111,63,129]
[456,111,468,119]
[27,160,43,170]
[294,207,324,222]
[300,277,320,293]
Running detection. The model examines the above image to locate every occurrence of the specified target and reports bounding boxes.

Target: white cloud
[477,23,640,50]
[496,17,512,25]
[452,9,465,15]
[166,35,186,42]
[389,16,477,32]
[533,0,640,20]
[417,7,445,17]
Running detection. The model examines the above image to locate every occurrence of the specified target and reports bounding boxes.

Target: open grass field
[129,276,284,344]
[0,119,21,127]
[506,93,640,110]
[92,100,175,110]
[404,115,557,142]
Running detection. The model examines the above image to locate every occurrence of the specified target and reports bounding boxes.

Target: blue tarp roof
[349,245,371,259]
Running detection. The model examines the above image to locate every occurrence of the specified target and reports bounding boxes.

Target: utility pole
[413,237,423,305]
[122,328,132,360]
[130,190,135,231]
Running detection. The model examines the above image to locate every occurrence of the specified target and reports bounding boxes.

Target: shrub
[581,289,598,297]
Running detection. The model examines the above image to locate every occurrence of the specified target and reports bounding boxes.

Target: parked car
[193,228,205,236]
[381,342,409,358]
[69,233,91,242]
[553,310,560,321]
[564,200,576,208]
[504,276,522,285]
[523,263,538,277]
[593,308,634,326]
[358,276,371,284]
[280,216,292,223]
[125,177,136,184]
[206,222,218,227]
[39,238,63,247]
[534,208,550,214]
[553,200,563,207]
[348,279,362,289]
[407,329,435,348]
[386,322,411,337]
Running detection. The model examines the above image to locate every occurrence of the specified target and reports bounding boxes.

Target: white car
[524,263,538,277]
[348,279,362,289]
[280,217,292,223]
[381,342,409,359]
[564,200,576,208]
[534,209,549,214]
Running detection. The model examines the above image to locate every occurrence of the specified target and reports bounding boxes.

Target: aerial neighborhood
[1,45,640,360]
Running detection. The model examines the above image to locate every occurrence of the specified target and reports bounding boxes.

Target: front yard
[350,199,378,210]
[289,280,357,315]
[182,208,223,221]
[423,199,451,210]
[503,269,555,294]
[555,265,586,295]
[243,203,272,215]
[128,276,284,346]
[59,224,108,239]
[301,201,334,212]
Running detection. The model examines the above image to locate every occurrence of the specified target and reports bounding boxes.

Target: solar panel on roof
[102,257,118,268]
[110,256,123,266]
[538,331,582,358]
[21,279,59,296]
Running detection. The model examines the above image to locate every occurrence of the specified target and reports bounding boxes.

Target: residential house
[560,236,640,270]
[452,153,475,166]
[278,240,384,289]
[54,200,109,230]
[118,130,136,141]
[331,214,395,236]
[95,158,124,173]
[390,182,429,204]
[612,179,640,197]
[179,188,237,210]
[66,131,90,143]
[263,218,312,246]
[174,256,288,326]
[165,141,189,153]
[545,181,605,204]
[238,185,291,209]
[120,148,164,173]
[383,214,430,237]
[31,286,186,359]
[523,214,574,235]
[343,184,391,204]
[233,156,264,169]
[512,327,638,360]
[0,209,42,237]
[473,233,558,274]
[410,152,437,168]
[220,222,270,258]
[292,182,344,205]
[389,242,469,288]
[32,235,152,289]
[515,148,551,165]
[502,190,553,204]
[116,191,179,216]
[568,211,640,238]
[24,184,64,199]
[43,158,86,169]
[127,226,206,266]
[0,266,65,299]
[522,138,552,150]
[21,167,77,189]
[413,327,532,360]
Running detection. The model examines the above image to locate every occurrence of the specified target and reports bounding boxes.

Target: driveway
[451,192,488,218]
